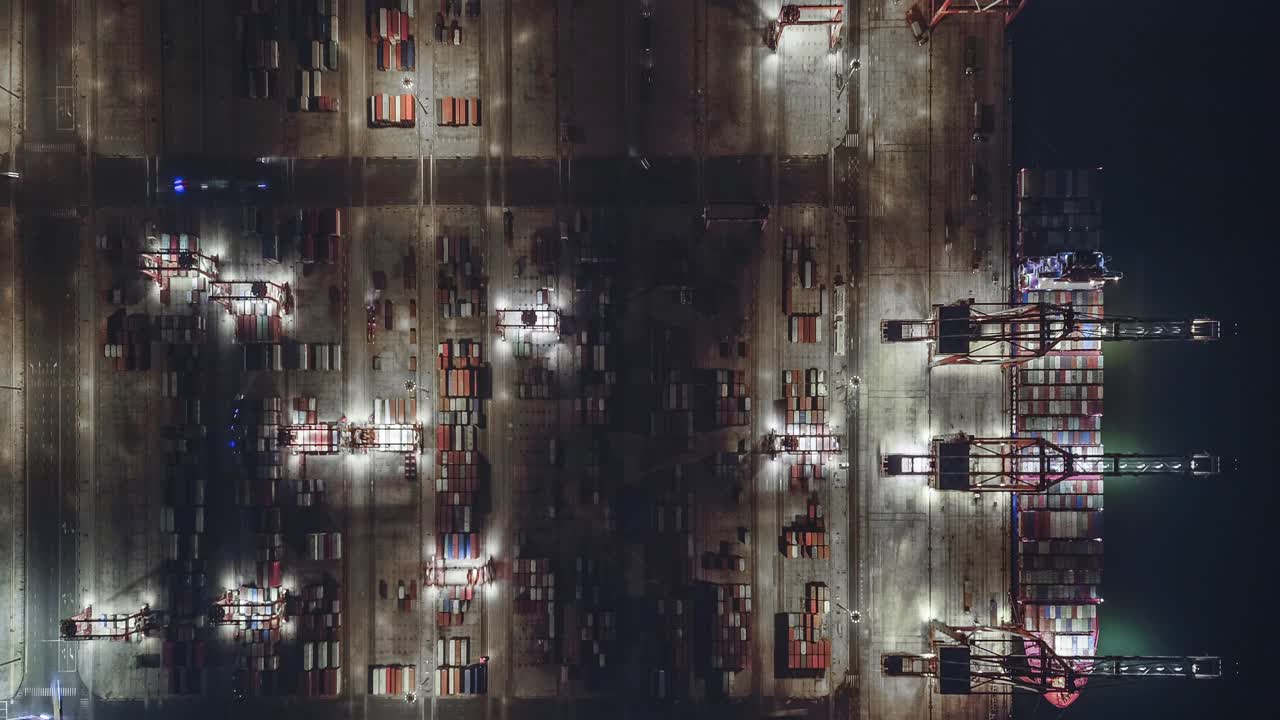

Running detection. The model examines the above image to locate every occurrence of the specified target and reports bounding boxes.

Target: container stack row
[698,368,749,428]
[292,477,326,506]
[513,557,556,661]
[435,638,488,695]
[650,597,689,699]
[783,368,828,434]
[652,370,694,437]
[161,346,210,695]
[514,363,555,400]
[787,459,824,493]
[433,339,487,618]
[702,540,747,574]
[368,664,415,696]
[153,314,208,344]
[575,323,616,426]
[372,396,416,424]
[238,0,281,99]
[783,232,822,315]
[435,585,475,627]
[370,3,414,71]
[437,96,481,127]
[103,310,152,370]
[436,234,487,318]
[788,314,822,344]
[290,396,319,424]
[368,93,416,128]
[297,582,343,696]
[291,0,340,111]
[574,556,615,680]
[697,583,752,672]
[241,342,343,371]
[305,532,343,561]
[782,501,830,559]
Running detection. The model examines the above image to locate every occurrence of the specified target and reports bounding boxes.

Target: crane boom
[882,435,1220,491]
[880,301,1219,366]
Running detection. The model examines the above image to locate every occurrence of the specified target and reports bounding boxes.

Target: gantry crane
[925,1,1028,31]
[139,249,220,285]
[210,280,292,317]
[883,620,1221,707]
[207,586,289,627]
[494,308,561,338]
[765,4,844,51]
[60,604,161,641]
[882,435,1221,491]
[881,300,1220,367]
[279,420,421,455]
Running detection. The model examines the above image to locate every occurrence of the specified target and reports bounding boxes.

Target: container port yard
[0,1,1250,720]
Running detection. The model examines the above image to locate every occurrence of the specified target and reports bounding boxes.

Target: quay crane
[883,620,1221,707]
[765,4,844,51]
[882,434,1222,492]
[924,1,1028,31]
[881,300,1220,367]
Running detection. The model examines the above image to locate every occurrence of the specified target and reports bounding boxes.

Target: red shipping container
[399,12,410,41]
[388,9,401,41]
[471,97,481,126]
[403,94,415,124]
[379,39,392,70]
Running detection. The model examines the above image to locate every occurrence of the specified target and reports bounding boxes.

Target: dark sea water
[1010,1,1275,716]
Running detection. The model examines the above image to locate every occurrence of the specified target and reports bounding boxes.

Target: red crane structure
[765,4,844,51]
[881,301,1220,367]
[883,620,1221,707]
[926,1,1029,30]
[139,249,220,285]
[60,604,161,641]
[881,435,1220,492]
[207,586,289,627]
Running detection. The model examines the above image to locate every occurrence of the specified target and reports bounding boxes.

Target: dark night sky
[1010,1,1276,717]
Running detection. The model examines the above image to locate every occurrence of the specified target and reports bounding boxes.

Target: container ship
[1011,168,1107,708]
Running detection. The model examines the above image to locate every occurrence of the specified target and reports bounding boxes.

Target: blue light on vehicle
[257,182,268,189]
[229,440,237,448]
[173,177,186,193]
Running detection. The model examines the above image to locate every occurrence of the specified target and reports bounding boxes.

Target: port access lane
[850,7,1012,720]
[14,217,84,719]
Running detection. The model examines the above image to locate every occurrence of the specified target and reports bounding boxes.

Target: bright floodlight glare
[1,171,19,178]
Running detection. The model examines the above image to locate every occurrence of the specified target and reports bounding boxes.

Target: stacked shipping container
[291,0,341,112]
[783,368,828,436]
[237,0,281,99]
[1013,168,1106,666]
[782,501,831,559]
[298,583,343,697]
[696,583,752,672]
[775,582,831,677]
[513,558,556,663]
[436,234,487,318]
